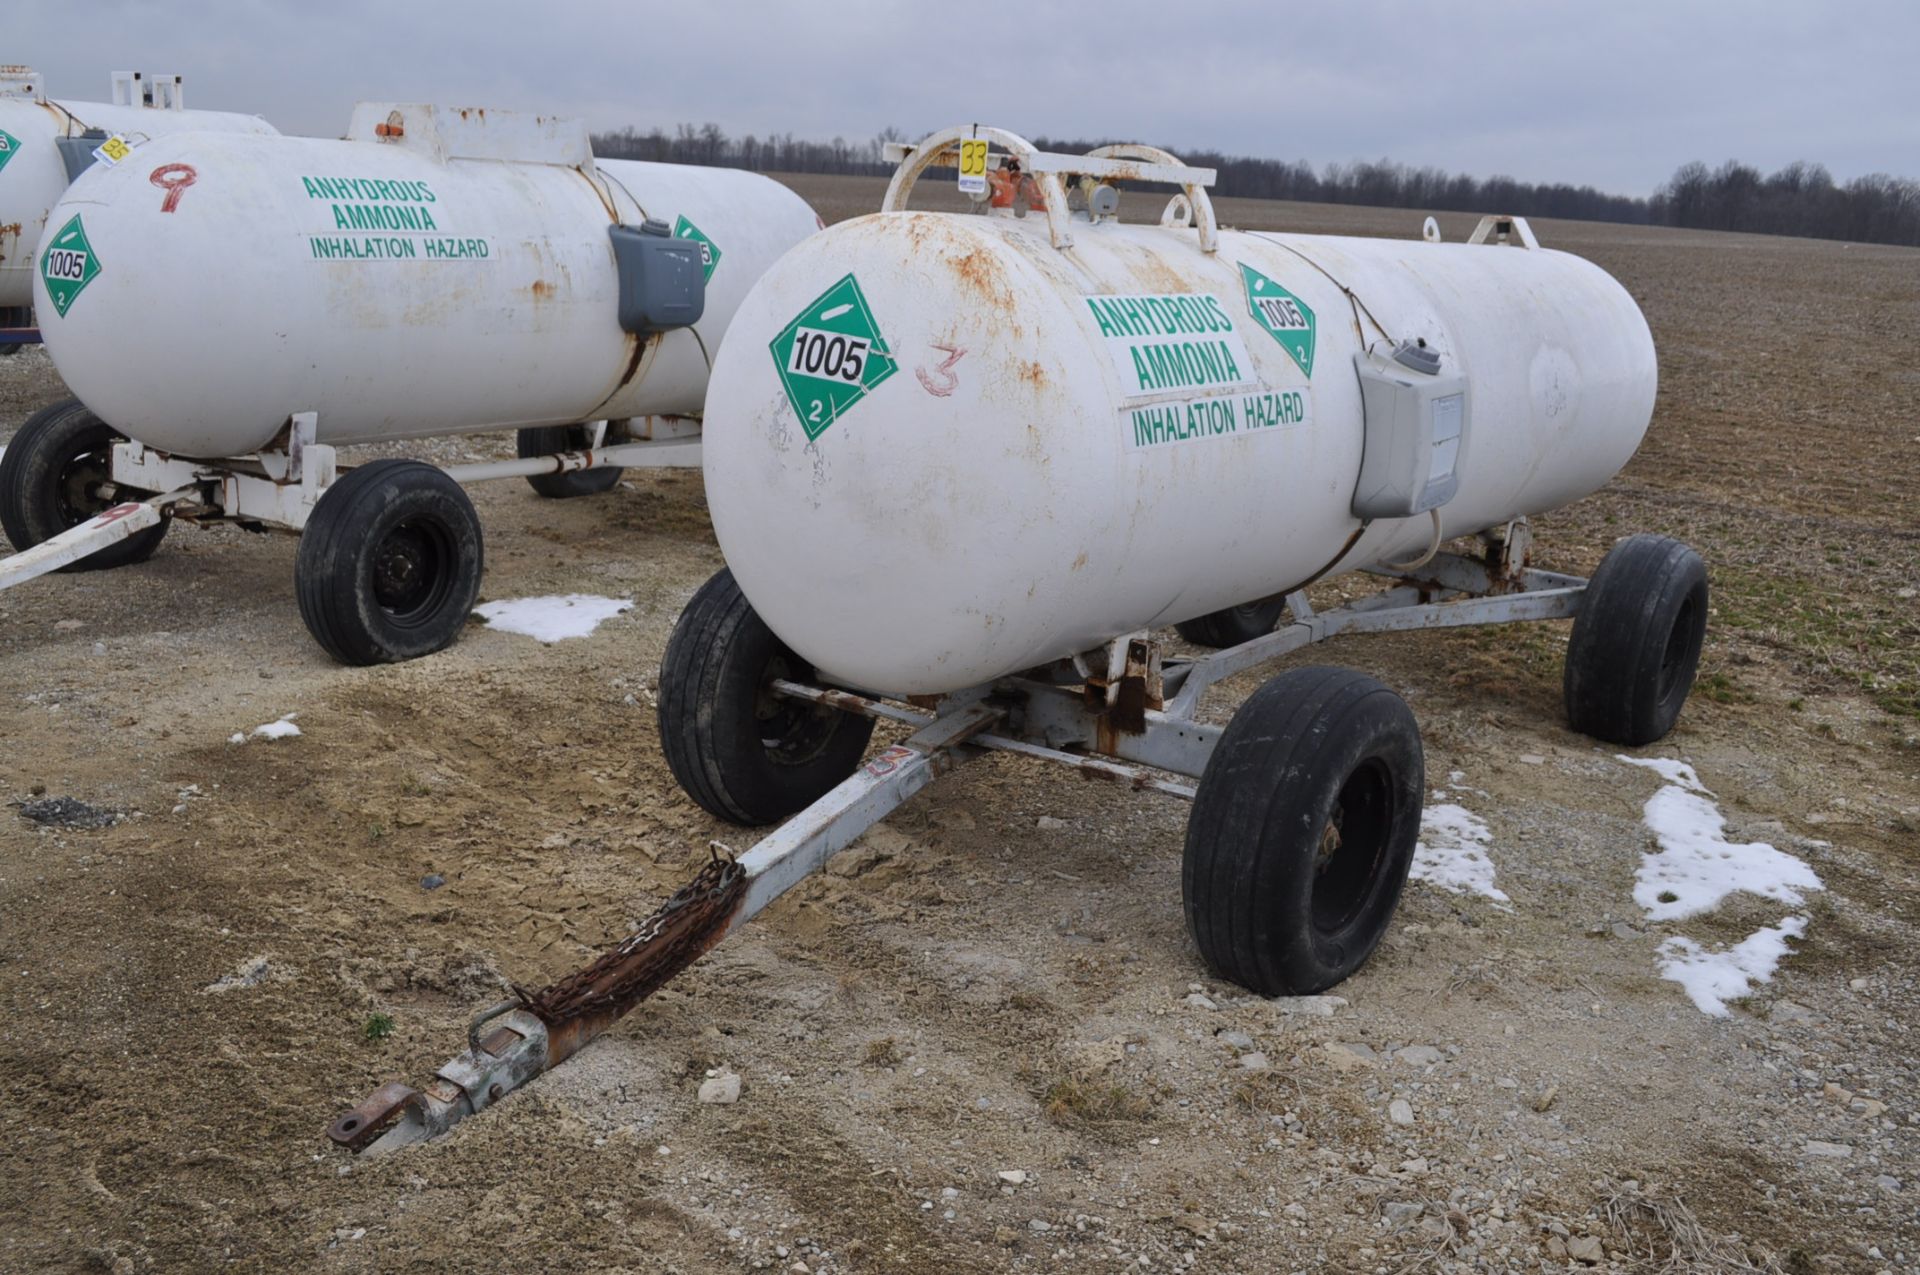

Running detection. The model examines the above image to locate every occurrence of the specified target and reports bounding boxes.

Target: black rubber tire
[0,397,168,571]
[0,344,20,358]
[1175,597,1289,648]
[294,459,484,666]
[1183,666,1424,996]
[1564,534,1708,746]
[517,424,622,499]
[658,568,877,826]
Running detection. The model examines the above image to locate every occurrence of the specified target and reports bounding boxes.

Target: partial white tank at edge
[0,69,277,310]
[704,200,1657,696]
[35,103,821,456]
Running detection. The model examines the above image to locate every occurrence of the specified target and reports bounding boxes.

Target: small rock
[1802,1140,1852,1159]
[1565,1235,1604,1263]
[997,1170,1028,1186]
[1854,1098,1887,1119]
[1547,1237,1568,1259]
[1772,1000,1820,1025]
[1611,922,1640,940]
[1874,1175,1901,1192]
[1849,977,1870,990]
[1394,1045,1444,1067]
[1400,1157,1429,1174]
[1518,754,1546,765]
[1218,1030,1256,1051]
[54,618,84,631]
[1823,1082,1854,1104]
[698,1073,742,1104]
[1037,816,1068,830]
[1320,1041,1380,1071]
[1028,1219,1051,1232]
[941,1187,960,1199]
[1238,1051,1271,1071]
[1268,994,1347,1017]
[1183,992,1218,1011]
[16,795,116,829]
[420,873,446,891]
[1382,1201,1424,1228]
[993,1225,1020,1246]
[1388,1099,1414,1126]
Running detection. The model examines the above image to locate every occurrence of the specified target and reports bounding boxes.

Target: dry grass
[860,1037,903,1068]
[1599,1182,1786,1274]
[1041,1075,1154,1128]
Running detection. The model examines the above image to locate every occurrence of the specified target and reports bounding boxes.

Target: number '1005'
[45,250,88,282]
[790,329,868,384]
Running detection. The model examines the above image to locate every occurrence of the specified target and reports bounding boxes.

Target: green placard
[1238,262,1315,378]
[39,214,102,317]
[673,214,722,283]
[0,128,20,175]
[769,273,898,440]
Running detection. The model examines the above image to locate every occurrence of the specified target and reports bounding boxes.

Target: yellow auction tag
[957,138,989,196]
[93,134,132,165]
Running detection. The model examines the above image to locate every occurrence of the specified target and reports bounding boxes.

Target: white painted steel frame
[0,413,703,596]
[749,549,1587,880]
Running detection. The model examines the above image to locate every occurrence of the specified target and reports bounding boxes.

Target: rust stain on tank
[1016,360,1048,391]
[529,279,556,300]
[951,247,1013,308]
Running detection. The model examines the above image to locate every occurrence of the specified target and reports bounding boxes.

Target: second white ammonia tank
[35,104,821,456]
[0,70,277,310]
[704,150,1656,696]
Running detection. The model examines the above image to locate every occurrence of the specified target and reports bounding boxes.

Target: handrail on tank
[1083,143,1220,254]
[881,125,1219,254]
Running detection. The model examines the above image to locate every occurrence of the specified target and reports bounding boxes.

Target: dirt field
[2,174,1916,1274]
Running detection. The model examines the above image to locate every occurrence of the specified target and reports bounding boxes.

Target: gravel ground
[1,186,1916,1274]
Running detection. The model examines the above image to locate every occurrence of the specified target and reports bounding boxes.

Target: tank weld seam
[1294,523,1372,596]
[1246,232,1396,347]
[38,98,84,135]
[571,165,621,221]
[598,167,650,225]
[587,332,659,417]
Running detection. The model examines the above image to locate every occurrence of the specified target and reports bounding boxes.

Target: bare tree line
[591,124,1920,247]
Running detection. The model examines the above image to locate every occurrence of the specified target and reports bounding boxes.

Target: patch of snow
[1657,917,1808,1016]
[1412,799,1511,906]
[474,594,633,642]
[203,955,273,993]
[232,713,300,743]
[1617,755,1823,921]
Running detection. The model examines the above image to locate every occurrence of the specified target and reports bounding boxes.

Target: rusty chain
[516,843,745,1026]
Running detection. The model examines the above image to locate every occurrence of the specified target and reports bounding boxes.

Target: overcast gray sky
[12,1,1916,194]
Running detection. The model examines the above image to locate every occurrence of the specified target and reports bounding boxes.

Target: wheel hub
[371,521,448,619]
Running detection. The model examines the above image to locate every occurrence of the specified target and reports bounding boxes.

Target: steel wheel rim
[1311,758,1393,935]
[371,517,456,627]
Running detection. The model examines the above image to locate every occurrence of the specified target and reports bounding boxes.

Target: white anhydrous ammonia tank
[35,104,820,456]
[704,184,1656,696]
[0,71,277,310]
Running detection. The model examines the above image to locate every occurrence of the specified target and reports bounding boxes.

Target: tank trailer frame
[329,521,1586,1155]
[0,410,700,591]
